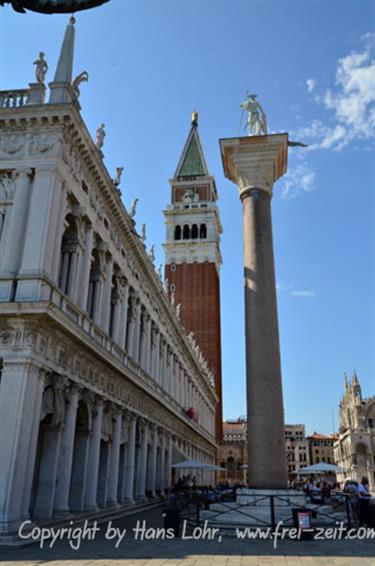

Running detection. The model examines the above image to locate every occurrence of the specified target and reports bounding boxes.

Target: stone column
[124,414,137,503]
[100,253,113,333]
[154,328,160,381]
[107,411,122,507]
[136,420,148,500]
[50,184,68,283]
[78,221,94,311]
[84,398,104,511]
[166,433,173,491]
[54,385,80,514]
[219,134,289,489]
[125,291,135,355]
[17,167,59,300]
[1,168,32,276]
[149,425,158,497]
[132,299,141,361]
[21,369,48,518]
[116,279,129,348]
[0,361,44,536]
[159,430,166,496]
[145,315,152,373]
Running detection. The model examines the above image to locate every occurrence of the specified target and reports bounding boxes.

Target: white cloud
[300,35,375,150]
[306,78,316,92]
[280,162,316,199]
[290,290,316,298]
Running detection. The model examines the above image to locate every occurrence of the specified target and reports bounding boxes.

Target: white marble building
[0,18,217,540]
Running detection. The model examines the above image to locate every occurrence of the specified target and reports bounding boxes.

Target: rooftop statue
[1,0,109,14]
[240,93,268,136]
[33,52,48,83]
[95,123,105,150]
[72,70,88,98]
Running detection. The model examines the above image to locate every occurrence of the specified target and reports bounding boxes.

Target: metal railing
[166,489,358,534]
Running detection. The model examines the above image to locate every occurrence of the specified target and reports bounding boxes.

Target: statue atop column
[240,93,268,136]
[1,0,109,14]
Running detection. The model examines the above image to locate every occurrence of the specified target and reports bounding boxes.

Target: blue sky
[1,1,373,434]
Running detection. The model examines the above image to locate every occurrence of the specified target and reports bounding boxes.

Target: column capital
[11,167,33,180]
[219,134,288,197]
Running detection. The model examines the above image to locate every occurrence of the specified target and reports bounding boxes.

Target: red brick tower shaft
[163,113,223,441]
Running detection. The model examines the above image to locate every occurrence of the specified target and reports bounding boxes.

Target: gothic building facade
[163,114,223,440]
[0,19,217,541]
[334,372,375,489]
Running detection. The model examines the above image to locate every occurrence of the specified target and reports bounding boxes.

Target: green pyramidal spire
[174,112,209,178]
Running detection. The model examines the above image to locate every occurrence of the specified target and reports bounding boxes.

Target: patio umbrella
[296,462,349,475]
[170,460,224,471]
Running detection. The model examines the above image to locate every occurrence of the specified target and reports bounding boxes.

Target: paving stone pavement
[0,507,374,565]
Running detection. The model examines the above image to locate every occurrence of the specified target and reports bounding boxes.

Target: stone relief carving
[2,134,24,154]
[0,174,15,201]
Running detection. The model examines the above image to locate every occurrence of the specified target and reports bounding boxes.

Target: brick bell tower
[164,112,223,441]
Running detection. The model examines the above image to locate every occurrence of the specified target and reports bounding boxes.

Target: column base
[53,508,73,517]
[121,498,134,506]
[106,500,120,509]
[84,504,98,513]
[135,495,147,502]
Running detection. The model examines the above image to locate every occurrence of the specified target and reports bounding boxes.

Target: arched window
[58,214,79,297]
[174,225,181,240]
[183,225,190,240]
[191,224,198,239]
[86,248,101,319]
[227,457,235,474]
[200,224,207,239]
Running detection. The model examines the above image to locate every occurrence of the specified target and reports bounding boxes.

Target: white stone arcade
[0,19,217,541]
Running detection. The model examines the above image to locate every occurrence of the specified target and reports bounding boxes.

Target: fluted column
[107,411,122,507]
[219,133,289,489]
[54,385,80,514]
[84,398,104,511]
[124,414,137,503]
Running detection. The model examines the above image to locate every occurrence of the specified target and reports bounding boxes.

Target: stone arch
[174,225,181,240]
[191,224,198,239]
[355,442,368,466]
[30,383,66,519]
[183,224,190,240]
[200,223,207,239]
